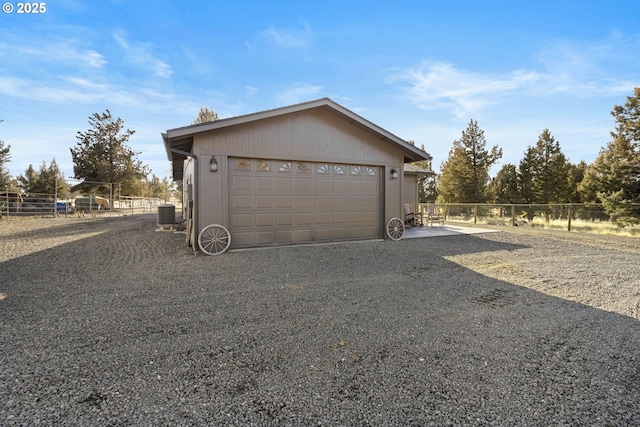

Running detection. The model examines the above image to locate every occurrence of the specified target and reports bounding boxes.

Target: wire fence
[1,189,180,219]
[418,202,640,236]
[5,187,638,237]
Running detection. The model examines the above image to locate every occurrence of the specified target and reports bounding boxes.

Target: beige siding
[384,166,402,225]
[194,109,400,165]
[193,108,405,243]
[403,174,420,212]
[196,154,227,232]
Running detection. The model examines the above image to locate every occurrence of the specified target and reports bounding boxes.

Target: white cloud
[113,32,130,50]
[55,42,106,68]
[388,32,640,119]
[64,76,108,91]
[0,72,188,109]
[0,37,105,69]
[180,46,211,75]
[276,83,323,105]
[113,31,173,78]
[245,86,259,96]
[0,76,89,103]
[533,36,640,97]
[387,62,542,118]
[258,23,314,49]
[84,50,107,68]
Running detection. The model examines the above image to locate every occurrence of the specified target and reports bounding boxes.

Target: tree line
[0,107,217,201]
[417,87,640,226]
[1,92,638,224]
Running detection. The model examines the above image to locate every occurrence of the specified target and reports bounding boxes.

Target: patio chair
[404,203,424,226]
[426,204,444,226]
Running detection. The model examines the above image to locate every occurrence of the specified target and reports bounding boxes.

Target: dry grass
[448,215,640,237]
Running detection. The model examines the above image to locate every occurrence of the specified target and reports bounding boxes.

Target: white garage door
[229,158,381,248]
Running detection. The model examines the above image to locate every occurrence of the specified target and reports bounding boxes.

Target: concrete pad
[404,224,500,238]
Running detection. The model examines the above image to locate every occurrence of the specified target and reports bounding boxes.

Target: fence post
[567,204,572,231]
[474,204,478,224]
[511,205,516,226]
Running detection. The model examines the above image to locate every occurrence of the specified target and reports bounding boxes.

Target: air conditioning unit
[157,204,175,229]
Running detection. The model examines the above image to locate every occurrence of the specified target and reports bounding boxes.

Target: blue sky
[1,0,639,182]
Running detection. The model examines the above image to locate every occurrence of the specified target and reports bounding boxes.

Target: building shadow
[0,217,638,425]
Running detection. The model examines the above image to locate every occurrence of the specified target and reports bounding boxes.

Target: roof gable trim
[165,98,431,163]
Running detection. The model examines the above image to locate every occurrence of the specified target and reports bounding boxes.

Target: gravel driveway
[1,215,639,426]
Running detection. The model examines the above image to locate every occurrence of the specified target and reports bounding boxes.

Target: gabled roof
[404,163,435,176]
[163,97,431,180]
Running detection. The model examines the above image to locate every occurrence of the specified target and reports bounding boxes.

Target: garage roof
[163,97,431,181]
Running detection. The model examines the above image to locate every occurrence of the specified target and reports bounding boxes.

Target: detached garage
[162,98,432,253]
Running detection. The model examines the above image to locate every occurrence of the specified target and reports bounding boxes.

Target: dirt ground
[443,221,640,320]
[1,215,639,425]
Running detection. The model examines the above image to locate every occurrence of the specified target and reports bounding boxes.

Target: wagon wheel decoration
[386,217,405,241]
[198,224,231,255]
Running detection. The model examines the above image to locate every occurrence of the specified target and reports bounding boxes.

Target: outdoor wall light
[210,156,218,172]
[390,167,398,179]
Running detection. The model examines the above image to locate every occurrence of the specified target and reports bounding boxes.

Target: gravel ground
[1,215,639,426]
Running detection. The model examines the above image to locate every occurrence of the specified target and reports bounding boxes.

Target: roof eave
[165,98,334,140]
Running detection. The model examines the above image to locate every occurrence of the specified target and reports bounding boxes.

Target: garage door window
[297,162,311,173]
[258,160,271,171]
[278,162,292,173]
[234,158,251,171]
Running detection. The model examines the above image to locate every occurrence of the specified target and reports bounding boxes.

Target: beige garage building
[163,98,432,253]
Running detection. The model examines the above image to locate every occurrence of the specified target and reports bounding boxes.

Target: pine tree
[71,110,149,197]
[438,120,502,203]
[518,129,570,204]
[0,120,12,189]
[579,88,640,226]
[566,161,587,203]
[420,175,438,203]
[35,159,67,195]
[489,164,520,203]
[192,107,219,124]
[407,143,435,202]
[145,174,175,201]
[18,160,68,195]
[17,165,38,193]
